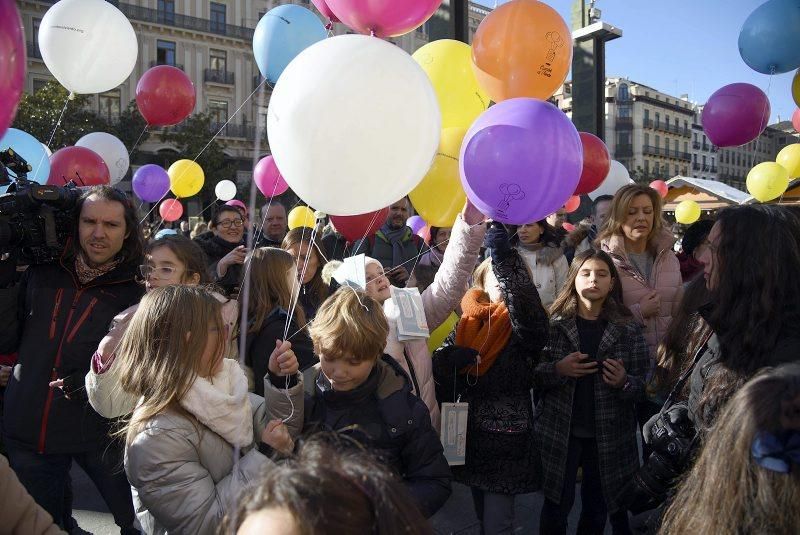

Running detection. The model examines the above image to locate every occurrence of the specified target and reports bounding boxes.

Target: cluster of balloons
[746,142,799,202]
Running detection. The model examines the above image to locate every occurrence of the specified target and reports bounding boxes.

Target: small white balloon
[588,160,634,200]
[75,132,129,185]
[267,34,441,216]
[38,0,138,95]
[215,179,237,201]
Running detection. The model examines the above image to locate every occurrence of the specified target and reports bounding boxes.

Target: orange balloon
[471,0,572,102]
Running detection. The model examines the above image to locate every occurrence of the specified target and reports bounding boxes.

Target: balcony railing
[616,116,633,127]
[692,141,701,150]
[644,146,692,161]
[643,119,691,137]
[150,60,185,70]
[710,166,718,173]
[204,69,235,85]
[26,41,43,60]
[615,144,633,157]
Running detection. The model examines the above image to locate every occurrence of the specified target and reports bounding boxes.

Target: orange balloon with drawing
[471,0,572,102]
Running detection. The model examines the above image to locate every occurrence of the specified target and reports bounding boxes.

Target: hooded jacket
[516,244,568,309]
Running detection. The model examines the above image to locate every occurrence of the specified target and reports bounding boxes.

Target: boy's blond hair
[309,288,388,363]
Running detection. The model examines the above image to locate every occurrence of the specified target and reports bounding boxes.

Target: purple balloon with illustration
[460,98,582,225]
[0,0,26,141]
[406,215,426,234]
[254,155,289,198]
[311,0,340,23]
[132,164,170,202]
[326,0,442,38]
[702,83,770,147]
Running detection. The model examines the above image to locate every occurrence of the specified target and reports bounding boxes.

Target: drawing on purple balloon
[497,183,526,217]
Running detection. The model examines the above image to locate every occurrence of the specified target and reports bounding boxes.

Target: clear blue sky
[474,0,796,123]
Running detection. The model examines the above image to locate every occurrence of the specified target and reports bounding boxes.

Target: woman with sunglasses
[194,205,248,297]
[86,235,238,418]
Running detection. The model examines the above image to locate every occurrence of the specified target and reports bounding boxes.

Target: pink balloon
[562,222,576,232]
[793,109,800,132]
[254,156,289,197]
[311,0,340,23]
[225,199,248,217]
[0,0,25,141]
[326,0,442,38]
[47,146,110,186]
[650,180,669,198]
[159,199,184,222]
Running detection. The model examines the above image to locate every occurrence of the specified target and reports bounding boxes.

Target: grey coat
[124,377,304,535]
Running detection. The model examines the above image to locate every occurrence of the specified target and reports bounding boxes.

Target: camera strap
[660,330,714,413]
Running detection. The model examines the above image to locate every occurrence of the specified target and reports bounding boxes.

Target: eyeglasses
[216,219,244,229]
[138,265,179,279]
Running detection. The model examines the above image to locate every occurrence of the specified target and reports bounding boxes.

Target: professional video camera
[0,148,81,266]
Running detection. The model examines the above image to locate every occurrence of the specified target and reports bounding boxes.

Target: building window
[702,134,707,144]
[693,153,697,163]
[655,112,660,127]
[32,18,42,57]
[644,133,650,147]
[655,135,660,149]
[210,49,227,72]
[157,0,175,24]
[210,2,227,33]
[156,40,177,66]
[99,89,121,121]
[644,160,650,173]
[644,108,650,122]
[711,157,715,168]
[618,132,630,146]
[683,120,688,132]
[208,99,228,124]
[683,141,688,154]
[618,83,630,101]
[682,166,688,175]
[693,132,697,143]
[32,78,49,93]
[702,155,707,168]
[665,115,670,127]
[618,105,631,118]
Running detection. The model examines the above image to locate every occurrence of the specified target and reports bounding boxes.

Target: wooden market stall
[664,177,750,213]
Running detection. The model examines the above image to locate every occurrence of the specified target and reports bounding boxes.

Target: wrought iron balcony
[204,69,235,85]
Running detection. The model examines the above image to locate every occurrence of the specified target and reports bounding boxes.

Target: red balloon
[793,109,800,132]
[330,208,389,243]
[564,195,581,213]
[159,199,184,222]
[650,180,669,198]
[47,146,110,186]
[574,132,611,195]
[136,66,196,127]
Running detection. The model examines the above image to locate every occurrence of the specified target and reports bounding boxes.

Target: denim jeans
[470,487,516,535]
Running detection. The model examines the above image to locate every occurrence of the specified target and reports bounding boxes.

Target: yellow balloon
[288,206,316,230]
[675,200,701,224]
[412,40,489,129]
[428,312,459,354]
[409,127,468,227]
[777,143,800,178]
[168,160,204,198]
[747,162,790,202]
[793,69,800,108]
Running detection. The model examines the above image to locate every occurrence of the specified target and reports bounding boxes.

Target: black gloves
[433,345,479,377]
[484,222,512,263]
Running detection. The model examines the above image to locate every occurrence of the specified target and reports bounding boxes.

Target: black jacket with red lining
[0,257,142,454]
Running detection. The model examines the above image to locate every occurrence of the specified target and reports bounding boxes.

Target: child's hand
[555,352,598,378]
[269,339,299,377]
[261,419,294,455]
[602,358,628,389]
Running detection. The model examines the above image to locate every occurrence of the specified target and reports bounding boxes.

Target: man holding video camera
[1,185,144,534]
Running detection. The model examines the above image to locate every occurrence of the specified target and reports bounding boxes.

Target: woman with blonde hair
[246,247,316,396]
[660,363,800,534]
[118,285,302,535]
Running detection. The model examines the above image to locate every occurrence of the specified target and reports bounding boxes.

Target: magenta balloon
[254,155,289,197]
[406,215,426,234]
[132,164,170,202]
[0,0,26,141]
[460,98,582,225]
[326,0,442,38]
[311,0,340,22]
[702,83,770,147]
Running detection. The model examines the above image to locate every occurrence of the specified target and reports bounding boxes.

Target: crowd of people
[0,183,799,535]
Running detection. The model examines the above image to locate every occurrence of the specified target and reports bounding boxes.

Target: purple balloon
[406,215,426,233]
[0,0,26,141]
[460,98,582,225]
[702,83,770,147]
[132,164,170,202]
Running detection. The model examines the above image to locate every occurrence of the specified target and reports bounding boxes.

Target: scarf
[380,223,409,268]
[75,253,121,286]
[179,359,253,448]
[455,289,513,376]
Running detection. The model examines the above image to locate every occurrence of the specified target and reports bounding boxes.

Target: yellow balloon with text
[428,312,459,354]
[409,127,468,228]
[675,200,701,224]
[776,143,800,178]
[412,40,489,129]
[168,160,204,198]
[747,162,790,202]
[288,205,316,230]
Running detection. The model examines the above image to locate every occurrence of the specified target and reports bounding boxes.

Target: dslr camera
[0,148,81,268]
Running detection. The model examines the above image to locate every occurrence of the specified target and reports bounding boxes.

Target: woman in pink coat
[364,201,486,431]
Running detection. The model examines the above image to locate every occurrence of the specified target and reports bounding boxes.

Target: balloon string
[235,178,281,298]
[35,96,70,180]
[128,125,149,158]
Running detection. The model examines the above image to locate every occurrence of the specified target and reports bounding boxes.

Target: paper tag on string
[440,402,468,465]
[389,286,429,341]
[333,254,367,290]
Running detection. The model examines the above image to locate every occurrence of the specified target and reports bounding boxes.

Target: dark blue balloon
[739,0,800,74]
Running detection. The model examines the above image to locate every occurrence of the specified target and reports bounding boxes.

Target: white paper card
[333,254,367,290]
[440,402,469,466]
[389,286,429,341]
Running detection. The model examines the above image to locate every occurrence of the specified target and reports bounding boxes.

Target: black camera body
[0,148,81,267]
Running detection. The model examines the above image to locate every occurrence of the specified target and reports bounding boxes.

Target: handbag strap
[662,330,714,411]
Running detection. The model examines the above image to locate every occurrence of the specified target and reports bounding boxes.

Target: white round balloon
[215,180,237,201]
[588,160,635,200]
[76,132,129,184]
[38,0,137,95]
[267,34,441,216]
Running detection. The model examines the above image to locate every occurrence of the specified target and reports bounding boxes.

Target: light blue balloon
[738,0,800,75]
[0,128,51,188]
[253,5,327,86]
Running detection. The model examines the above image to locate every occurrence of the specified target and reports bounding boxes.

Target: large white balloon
[267,34,441,216]
[39,0,137,95]
[76,132,129,185]
[588,160,634,200]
